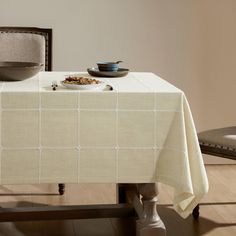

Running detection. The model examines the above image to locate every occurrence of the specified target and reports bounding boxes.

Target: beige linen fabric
[0,72,208,218]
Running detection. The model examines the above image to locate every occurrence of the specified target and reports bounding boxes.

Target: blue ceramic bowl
[97,61,122,72]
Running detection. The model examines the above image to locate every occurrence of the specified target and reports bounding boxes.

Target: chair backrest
[0,27,52,71]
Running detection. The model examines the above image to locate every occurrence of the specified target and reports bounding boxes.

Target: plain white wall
[1,0,235,131]
[201,0,236,130]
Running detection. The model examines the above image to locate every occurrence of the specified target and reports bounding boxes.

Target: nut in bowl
[61,75,106,90]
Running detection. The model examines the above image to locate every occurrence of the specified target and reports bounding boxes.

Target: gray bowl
[0,61,43,81]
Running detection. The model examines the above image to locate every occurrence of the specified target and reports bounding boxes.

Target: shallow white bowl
[61,81,107,90]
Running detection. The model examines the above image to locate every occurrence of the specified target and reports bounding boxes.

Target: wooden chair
[0,27,65,195]
[192,127,236,219]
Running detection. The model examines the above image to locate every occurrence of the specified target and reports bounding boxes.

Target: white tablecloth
[0,72,208,218]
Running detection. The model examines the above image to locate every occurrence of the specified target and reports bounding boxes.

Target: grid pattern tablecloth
[0,72,208,218]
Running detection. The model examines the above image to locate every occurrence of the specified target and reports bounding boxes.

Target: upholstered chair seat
[199,127,236,160]
[192,126,236,219]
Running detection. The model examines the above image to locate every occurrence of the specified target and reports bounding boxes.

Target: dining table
[0,71,208,236]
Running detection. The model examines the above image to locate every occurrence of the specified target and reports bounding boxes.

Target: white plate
[61,81,107,90]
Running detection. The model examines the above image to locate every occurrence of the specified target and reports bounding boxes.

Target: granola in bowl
[61,75,106,90]
[63,76,102,85]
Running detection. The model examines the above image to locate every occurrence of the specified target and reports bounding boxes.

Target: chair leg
[192,204,200,219]
[58,183,65,195]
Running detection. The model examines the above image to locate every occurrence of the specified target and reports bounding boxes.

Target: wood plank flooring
[0,165,235,235]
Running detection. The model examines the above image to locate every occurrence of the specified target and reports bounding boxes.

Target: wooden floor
[0,164,235,236]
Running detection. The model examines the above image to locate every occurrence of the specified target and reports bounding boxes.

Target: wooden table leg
[118,183,166,236]
[136,183,166,236]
